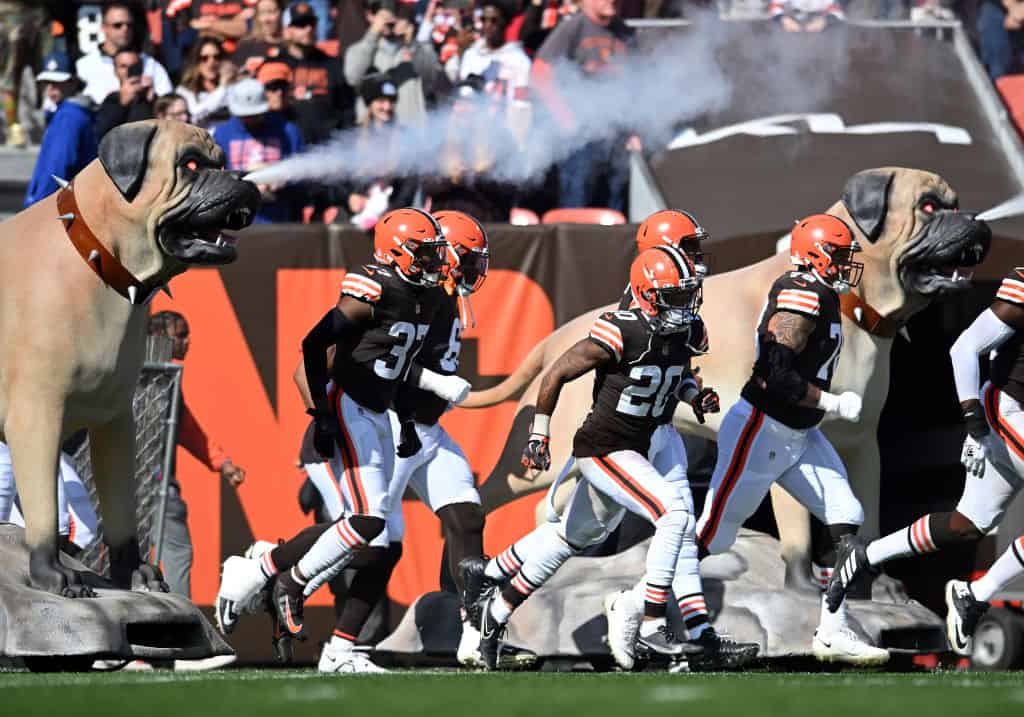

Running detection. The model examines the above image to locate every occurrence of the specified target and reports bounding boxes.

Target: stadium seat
[510,207,540,225]
[541,208,627,225]
[302,205,315,224]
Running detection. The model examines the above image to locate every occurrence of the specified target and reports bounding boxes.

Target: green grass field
[3,670,1024,717]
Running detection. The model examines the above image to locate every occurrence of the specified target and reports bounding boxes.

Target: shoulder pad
[341,270,383,304]
[589,311,630,361]
[774,274,824,317]
[997,269,1024,306]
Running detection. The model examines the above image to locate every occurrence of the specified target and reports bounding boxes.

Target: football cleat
[318,642,389,674]
[604,589,643,670]
[216,555,269,634]
[496,643,538,671]
[825,535,877,613]
[637,624,694,658]
[459,556,498,626]
[457,618,483,668]
[478,589,506,671]
[272,570,307,640]
[945,579,990,656]
[685,627,760,671]
[812,627,889,666]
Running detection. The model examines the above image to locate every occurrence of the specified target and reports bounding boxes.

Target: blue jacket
[24,96,98,208]
[212,113,305,224]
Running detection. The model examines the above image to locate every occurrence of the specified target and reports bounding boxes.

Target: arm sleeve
[950,308,1016,402]
[344,34,379,87]
[177,398,229,472]
[25,114,75,207]
[301,306,366,413]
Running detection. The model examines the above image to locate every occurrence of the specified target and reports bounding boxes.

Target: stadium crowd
[3,0,1021,225]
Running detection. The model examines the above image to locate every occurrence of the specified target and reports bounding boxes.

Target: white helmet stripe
[655,244,693,281]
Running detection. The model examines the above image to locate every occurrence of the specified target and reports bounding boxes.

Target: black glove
[308,408,339,459]
[963,401,990,441]
[396,419,422,458]
[690,387,720,425]
[521,433,551,471]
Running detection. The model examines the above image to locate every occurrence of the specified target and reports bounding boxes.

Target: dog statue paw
[131,563,169,593]
[108,537,168,592]
[29,545,96,598]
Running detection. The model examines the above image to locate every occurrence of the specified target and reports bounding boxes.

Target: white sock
[818,593,849,633]
[639,617,666,637]
[488,522,559,581]
[329,632,356,650]
[295,518,367,581]
[489,595,513,624]
[971,536,1024,602]
[643,509,688,604]
[866,516,938,566]
[670,512,709,640]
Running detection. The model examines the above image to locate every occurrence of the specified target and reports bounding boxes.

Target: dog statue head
[97,120,261,270]
[833,167,991,319]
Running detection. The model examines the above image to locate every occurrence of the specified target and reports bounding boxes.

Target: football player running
[825,266,1024,656]
[470,246,734,671]
[215,210,471,663]
[694,214,889,666]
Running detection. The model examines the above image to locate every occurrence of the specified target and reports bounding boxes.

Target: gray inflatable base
[378,529,946,660]
[0,524,233,663]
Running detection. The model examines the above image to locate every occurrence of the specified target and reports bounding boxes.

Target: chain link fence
[72,336,183,575]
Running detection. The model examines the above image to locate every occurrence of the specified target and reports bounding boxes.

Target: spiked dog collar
[56,177,168,306]
[839,291,903,339]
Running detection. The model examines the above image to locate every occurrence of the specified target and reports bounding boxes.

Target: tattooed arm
[763,310,822,407]
[535,339,613,419]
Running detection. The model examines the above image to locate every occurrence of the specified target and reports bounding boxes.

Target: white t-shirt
[449,39,532,106]
[76,50,174,105]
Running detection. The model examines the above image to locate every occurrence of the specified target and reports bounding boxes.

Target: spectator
[233,0,287,74]
[0,1,47,147]
[95,49,157,140]
[24,52,97,208]
[446,0,531,114]
[155,92,192,122]
[345,0,450,127]
[520,0,578,55]
[422,78,518,222]
[176,36,237,130]
[188,0,256,50]
[532,0,636,212]
[284,0,333,42]
[978,0,1024,80]
[213,78,305,222]
[146,311,245,603]
[77,3,173,106]
[281,1,356,143]
[343,73,418,227]
[769,0,844,31]
[257,59,296,119]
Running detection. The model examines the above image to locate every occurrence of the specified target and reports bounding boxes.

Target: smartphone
[126,60,144,78]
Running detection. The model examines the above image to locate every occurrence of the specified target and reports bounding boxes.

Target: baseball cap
[287,1,318,25]
[228,78,270,117]
[37,52,73,83]
[360,74,398,105]
[257,61,293,86]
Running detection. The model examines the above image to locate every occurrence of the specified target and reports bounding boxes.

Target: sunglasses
[200,53,222,62]
[292,18,317,27]
[106,21,133,29]
[264,81,289,92]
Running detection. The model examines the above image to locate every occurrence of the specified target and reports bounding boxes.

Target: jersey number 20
[617,365,684,418]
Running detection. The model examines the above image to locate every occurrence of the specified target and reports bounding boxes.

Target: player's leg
[306,459,348,522]
[826,384,1024,610]
[776,428,887,666]
[59,453,98,552]
[273,395,392,639]
[0,441,16,521]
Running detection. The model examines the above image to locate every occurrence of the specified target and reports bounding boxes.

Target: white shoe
[216,555,269,634]
[318,641,389,674]
[91,659,154,671]
[174,654,237,671]
[812,627,889,666]
[604,589,643,670]
[457,619,483,667]
[244,540,277,560]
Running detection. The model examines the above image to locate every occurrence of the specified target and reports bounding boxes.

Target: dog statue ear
[842,170,894,243]
[98,123,158,202]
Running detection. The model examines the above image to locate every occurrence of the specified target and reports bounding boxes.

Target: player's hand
[396,420,422,458]
[521,434,551,472]
[818,391,862,422]
[689,387,720,424]
[309,409,340,458]
[220,460,246,488]
[961,435,987,478]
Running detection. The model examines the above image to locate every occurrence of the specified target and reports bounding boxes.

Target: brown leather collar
[839,291,903,339]
[57,183,159,305]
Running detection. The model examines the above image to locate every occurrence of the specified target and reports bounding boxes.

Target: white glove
[817,391,862,422]
[417,368,471,404]
[960,435,987,479]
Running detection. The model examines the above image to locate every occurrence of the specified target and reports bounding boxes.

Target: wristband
[816,391,840,414]
[679,378,699,404]
[531,413,551,437]
[963,404,990,440]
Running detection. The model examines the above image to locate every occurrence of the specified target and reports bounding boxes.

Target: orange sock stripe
[699,409,764,546]
[333,629,357,641]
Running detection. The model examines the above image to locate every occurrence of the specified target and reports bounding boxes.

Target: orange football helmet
[374,208,449,286]
[630,246,702,334]
[790,213,863,293]
[435,210,489,295]
[636,209,709,276]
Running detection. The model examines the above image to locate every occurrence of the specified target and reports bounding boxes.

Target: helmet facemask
[815,240,863,294]
[452,246,489,296]
[406,239,449,287]
[679,235,709,278]
[644,278,702,334]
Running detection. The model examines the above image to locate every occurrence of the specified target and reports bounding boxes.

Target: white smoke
[245,15,734,188]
